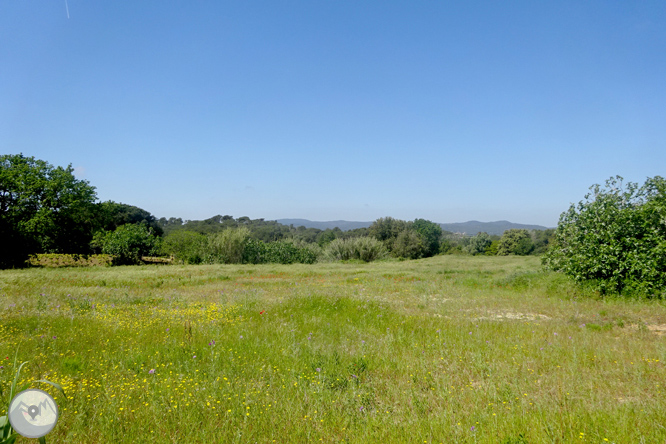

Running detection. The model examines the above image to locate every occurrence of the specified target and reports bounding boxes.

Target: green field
[1,256,665,443]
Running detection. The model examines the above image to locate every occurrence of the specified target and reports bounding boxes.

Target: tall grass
[1,256,665,443]
[324,237,388,262]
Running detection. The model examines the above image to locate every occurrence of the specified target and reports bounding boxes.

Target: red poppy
[260,311,265,315]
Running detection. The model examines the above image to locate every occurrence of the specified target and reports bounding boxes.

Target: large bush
[243,239,320,264]
[464,232,492,255]
[497,229,534,256]
[412,219,442,257]
[161,230,207,264]
[392,230,427,260]
[324,237,388,262]
[205,227,250,264]
[93,224,162,265]
[543,176,666,297]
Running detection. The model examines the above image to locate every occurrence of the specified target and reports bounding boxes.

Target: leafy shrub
[324,237,388,262]
[161,230,207,264]
[543,176,666,297]
[92,224,162,265]
[205,227,250,264]
[412,219,442,257]
[464,232,492,255]
[27,253,113,267]
[243,239,320,264]
[485,240,499,256]
[392,230,427,259]
[497,229,534,256]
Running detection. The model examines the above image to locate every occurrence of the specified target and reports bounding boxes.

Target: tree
[412,219,443,257]
[98,201,163,236]
[497,229,534,255]
[369,217,408,248]
[543,176,666,296]
[392,229,427,259]
[532,229,555,254]
[465,232,492,255]
[0,154,99,267]
[93,224,161,265]
[161,230,206,264]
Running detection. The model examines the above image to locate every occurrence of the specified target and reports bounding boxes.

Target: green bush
[161,230,207,264]
[464,232,492,255]
[324,237,388,262]
[412,219,442,257]
[205,227,250,264]
[485,240,499,256]
[497,229,534,256]
[93,224,162,265]
[392,230,427,260]
[243,239,320,264]
[543,176,666,297]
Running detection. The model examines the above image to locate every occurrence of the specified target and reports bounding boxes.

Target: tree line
[0,154,553,268]
[6,155,663,298]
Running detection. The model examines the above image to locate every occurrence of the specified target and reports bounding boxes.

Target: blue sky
[2,1,665,227]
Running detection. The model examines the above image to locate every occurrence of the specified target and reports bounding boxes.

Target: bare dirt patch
[646,324,666,335]
[475,311,551,321]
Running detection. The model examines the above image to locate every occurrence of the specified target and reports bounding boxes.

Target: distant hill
[439,220,550,236]
[276,219,371,231]
[276,219,550,235]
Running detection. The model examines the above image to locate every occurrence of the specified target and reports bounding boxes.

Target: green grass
[1,256,665,443]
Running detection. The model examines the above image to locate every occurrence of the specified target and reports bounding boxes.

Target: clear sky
[2,1,665,227]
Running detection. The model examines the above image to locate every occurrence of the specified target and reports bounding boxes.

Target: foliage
[323,237,388,262]
[464,232,492,255]
[531,229,556,255]
[27,253,113,268]
[0,154,98,267]
[264,240,319,264]
[412,218,443,257]
[369,217,408,250]
[497,229,534,256]
[98,201,163,236]
[160,230,207,264]
[392,230,427,260]
[93,224,162,265]
[543,176,666,297]
[485,240,499,256]
[205,228,251,264]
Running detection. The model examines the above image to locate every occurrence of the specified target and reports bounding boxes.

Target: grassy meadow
[1,256,665,443]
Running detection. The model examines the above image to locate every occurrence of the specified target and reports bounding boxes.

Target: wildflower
[471,426,475,432]
[316,368,321,372]
[149,369,155,374]
[166,328,170,332]
[52,336,57,339]
[351,374,358,379]
[260,311,265,315]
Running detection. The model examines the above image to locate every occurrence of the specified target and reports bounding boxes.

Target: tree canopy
[543,176,666,297]
[0,154,99,266]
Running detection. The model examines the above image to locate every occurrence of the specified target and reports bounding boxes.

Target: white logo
[8,389,59,438]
